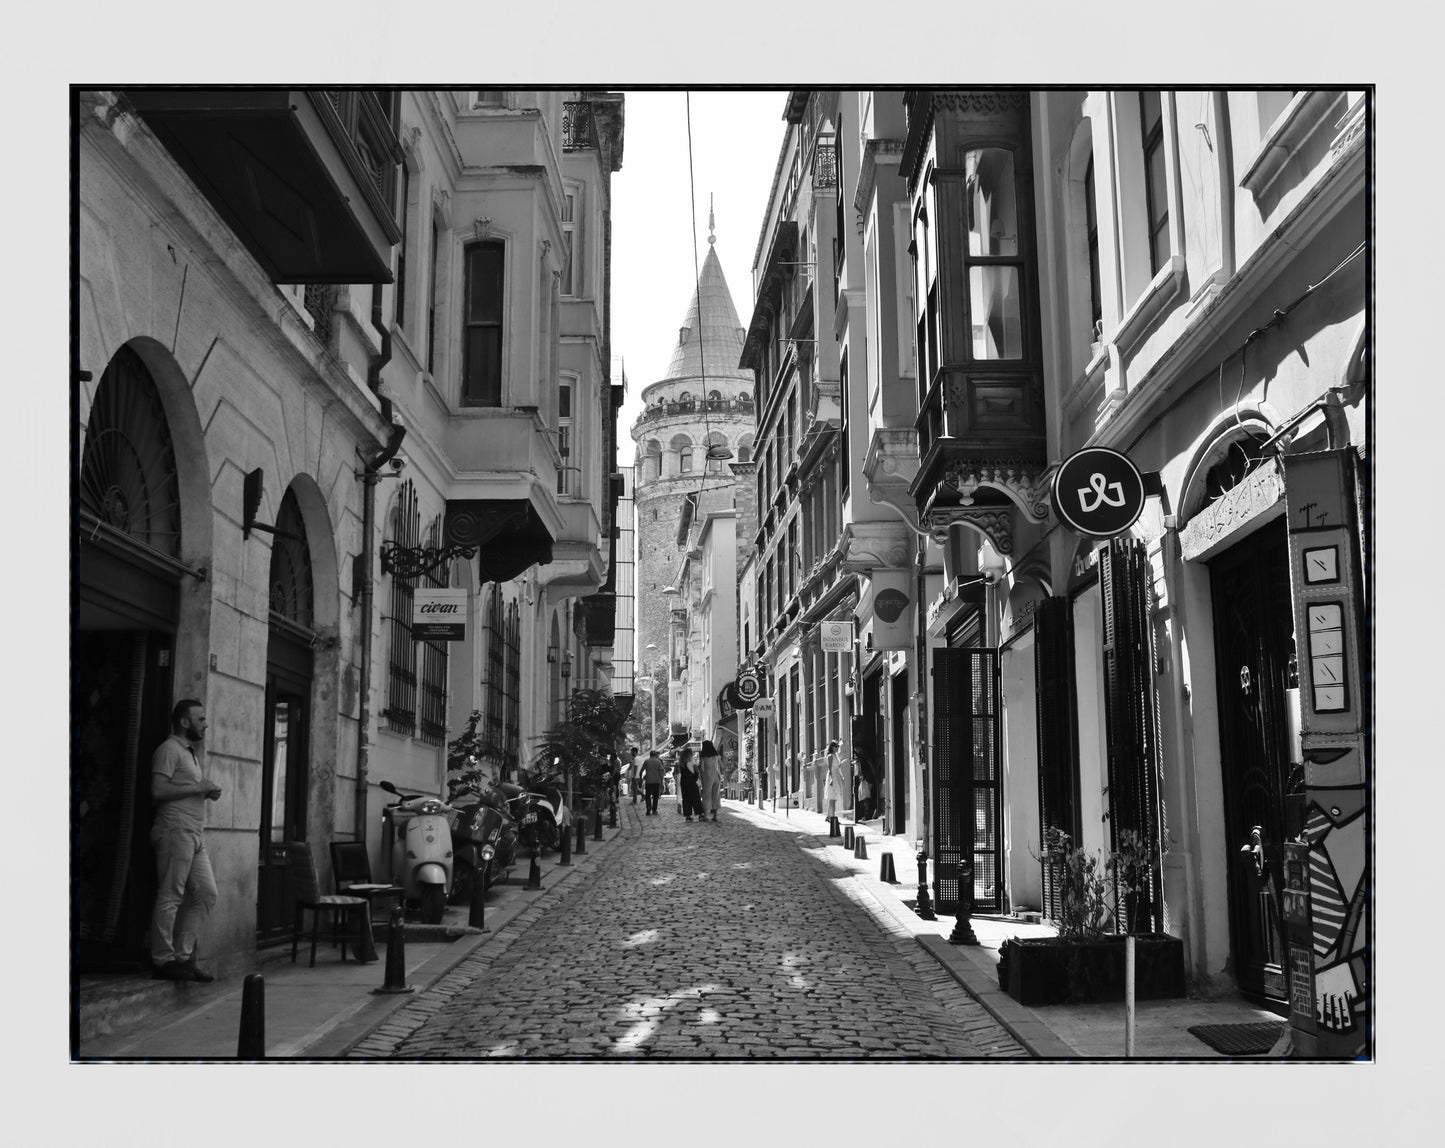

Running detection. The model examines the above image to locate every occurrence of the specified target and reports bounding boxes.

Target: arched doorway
[75,345,186,970]
[257,487,316,943]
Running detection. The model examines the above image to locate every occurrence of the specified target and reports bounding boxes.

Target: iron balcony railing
[812,137,837,190]
[562,100,599,152]
[635,395,755,427]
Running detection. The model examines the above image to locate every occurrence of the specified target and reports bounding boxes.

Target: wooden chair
[329,840,405,921]
[286,842,369,967]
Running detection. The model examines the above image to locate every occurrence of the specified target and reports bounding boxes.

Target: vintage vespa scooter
[379,780,459,924]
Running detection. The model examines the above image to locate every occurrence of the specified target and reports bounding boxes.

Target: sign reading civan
[413,588,468,641]
[1051,447,1147,539]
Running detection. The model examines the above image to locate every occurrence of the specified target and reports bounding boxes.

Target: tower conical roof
[660,244,754,386]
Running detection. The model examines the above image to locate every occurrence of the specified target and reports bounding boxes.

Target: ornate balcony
[127,89,402,283]
[562,100,598,152]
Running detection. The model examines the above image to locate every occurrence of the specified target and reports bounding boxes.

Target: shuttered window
[1100,536,1166,932]
[1034,596,1081,922]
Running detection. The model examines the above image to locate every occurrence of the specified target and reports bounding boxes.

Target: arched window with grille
[386,481,421,735]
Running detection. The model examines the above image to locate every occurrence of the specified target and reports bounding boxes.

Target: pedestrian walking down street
[824,740,840,819]
[629,744,642,804]
[699,739,722,822]
[149,699,222,982]
[641,747,665,815]
[678,746,704,822]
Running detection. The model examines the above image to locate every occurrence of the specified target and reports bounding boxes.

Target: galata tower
[630,213,755,717]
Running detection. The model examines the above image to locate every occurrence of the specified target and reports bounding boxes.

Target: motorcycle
[447,786,517,905]
[496,778,567,856]
[379,780,459,925]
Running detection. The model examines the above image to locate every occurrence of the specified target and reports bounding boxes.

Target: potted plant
[999,830,1184,1006]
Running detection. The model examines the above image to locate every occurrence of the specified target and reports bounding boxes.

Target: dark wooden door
[891,670,909,835]
[1210,522,1301,1003]
[257,664,310,943]
[74,629,173,970]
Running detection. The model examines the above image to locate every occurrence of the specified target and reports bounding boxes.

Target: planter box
[997,935,1185,1006]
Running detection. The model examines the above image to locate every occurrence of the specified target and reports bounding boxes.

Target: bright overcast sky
[610,88,789,467]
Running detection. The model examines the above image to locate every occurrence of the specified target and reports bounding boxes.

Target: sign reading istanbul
[412,588,468,641]
[1050,447,1147,539]
[819,620,853,653]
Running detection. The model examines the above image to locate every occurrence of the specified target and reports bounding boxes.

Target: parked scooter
[447,786,516,905]
[379,780,459,924]
[497,778,567,855]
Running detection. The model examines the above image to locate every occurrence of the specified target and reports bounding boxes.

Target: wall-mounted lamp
[547,646,560,664]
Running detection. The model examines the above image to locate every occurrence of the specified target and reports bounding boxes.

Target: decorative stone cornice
[838,521,913,575]
[854,137,906,222]
[862,426,922,524]
[941,458,1055,524]
[1178,456,1284,562]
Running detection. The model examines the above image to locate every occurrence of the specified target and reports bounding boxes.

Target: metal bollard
[575,818,587,855]
[559,821,572,866]
[916,849,937,921]
[525,844,544,890]
[371,907,414,994]
[236,974,265,1059]
[879,852,897,883]
[593,805,603,841]
[827,815,840,838]
[609,800,618,829]
[843,826,855,849]
[853,835,868,860]
[468,864,490,931]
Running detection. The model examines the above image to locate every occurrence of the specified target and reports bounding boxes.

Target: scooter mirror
[379,780,400,795]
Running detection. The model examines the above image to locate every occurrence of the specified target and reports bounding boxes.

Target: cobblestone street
[355,800,1025,1059]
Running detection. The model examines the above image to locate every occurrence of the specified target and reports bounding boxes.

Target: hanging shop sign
[753,698,776,720]
[869,570,913,651]
[412,588,468,641]
[733,666,763,707]
[717,685,736,723]
[819,620,853,654]
[1051,447,1147,539]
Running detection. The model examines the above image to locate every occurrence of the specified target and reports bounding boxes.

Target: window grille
[483,584,505,757]
[385,480,420,736]
[503,602,521,776]
[417,515,451,746]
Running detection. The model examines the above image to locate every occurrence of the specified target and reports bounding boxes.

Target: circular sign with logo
[733,668,762,706]
[1051,447,1147,539]
[874,587,910,624]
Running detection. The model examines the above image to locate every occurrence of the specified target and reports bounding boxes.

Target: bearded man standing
[149,699,222,982]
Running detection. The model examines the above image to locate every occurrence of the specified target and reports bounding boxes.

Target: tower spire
[708,194,716,245]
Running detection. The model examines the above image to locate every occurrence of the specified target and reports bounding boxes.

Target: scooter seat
[497,781,524,797]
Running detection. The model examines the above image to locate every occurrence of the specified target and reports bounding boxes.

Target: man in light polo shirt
[149,699,222,982]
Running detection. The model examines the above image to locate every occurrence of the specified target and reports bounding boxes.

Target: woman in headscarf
[699,739,723,823]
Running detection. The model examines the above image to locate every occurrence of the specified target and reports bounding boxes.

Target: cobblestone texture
[356,801,1026,1060]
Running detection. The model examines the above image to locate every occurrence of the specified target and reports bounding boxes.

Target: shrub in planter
[1001,830,1184,1005]
[999,935,1185,1006]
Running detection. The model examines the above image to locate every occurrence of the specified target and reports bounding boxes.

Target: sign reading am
[413,588,468,641]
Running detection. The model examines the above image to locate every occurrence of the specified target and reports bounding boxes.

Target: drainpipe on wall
[914,533,936,919]
[356,289,405,841]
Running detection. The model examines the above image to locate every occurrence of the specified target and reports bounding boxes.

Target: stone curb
[305,818,631,1058]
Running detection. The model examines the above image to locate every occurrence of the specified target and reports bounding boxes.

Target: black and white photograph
[36,0,1432,1139]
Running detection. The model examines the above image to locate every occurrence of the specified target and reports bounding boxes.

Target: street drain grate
[1186,1021,1287,1055]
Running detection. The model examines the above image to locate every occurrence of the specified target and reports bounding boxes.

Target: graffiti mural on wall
[1303,774,1369,1053]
